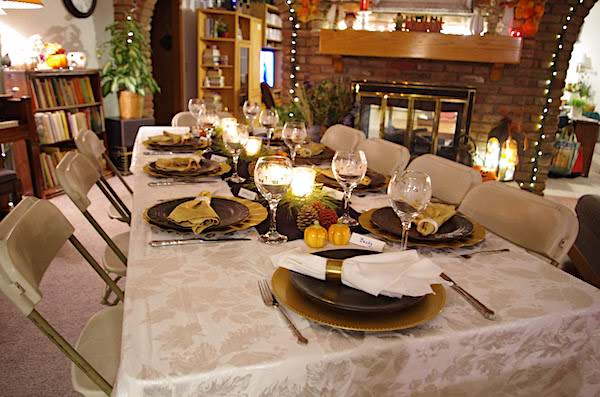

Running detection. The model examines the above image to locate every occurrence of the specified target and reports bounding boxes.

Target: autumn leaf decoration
[297,0,321,23]
[513,0,546,37]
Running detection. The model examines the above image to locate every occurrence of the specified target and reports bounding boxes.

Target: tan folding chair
[75,129,132,223]
[408,154,482,205]
[321,124,366,152]
[0,197,123,396]
[171,111,197,127]
[357,138,410,176]
[459,182,578,264]
[56,152,128,282]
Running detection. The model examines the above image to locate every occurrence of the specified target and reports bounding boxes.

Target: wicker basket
[118,90,144,119]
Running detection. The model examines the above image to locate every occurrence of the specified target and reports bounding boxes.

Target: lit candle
[219,117,237,131]
[245,136,262,157]
[290,167,317,197]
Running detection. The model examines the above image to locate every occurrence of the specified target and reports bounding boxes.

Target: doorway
[151,0,183,125]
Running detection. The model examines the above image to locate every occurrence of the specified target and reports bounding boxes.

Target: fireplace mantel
[319,30,522,64]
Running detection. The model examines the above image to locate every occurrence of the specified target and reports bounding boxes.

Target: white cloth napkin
[350,194,389,213]
[272,249,448,298]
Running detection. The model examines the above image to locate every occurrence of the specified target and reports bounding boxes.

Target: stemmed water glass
[188,98,205,121]
[243,101,260,129]
[259,108,279,148]
[332,150,368,226]
[222,123,249,183]
[387,169,432,251]
[197,108,220,147]
[254,155,293,244]
[282,121,307,164]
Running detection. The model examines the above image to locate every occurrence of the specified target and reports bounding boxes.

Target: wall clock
[63,0,97,18]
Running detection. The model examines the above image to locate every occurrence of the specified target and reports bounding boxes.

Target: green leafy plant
[100,16,160,97]
[568,97,588,110]
[215,19,229,37]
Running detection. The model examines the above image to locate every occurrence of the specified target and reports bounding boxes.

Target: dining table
[114,126,600,396]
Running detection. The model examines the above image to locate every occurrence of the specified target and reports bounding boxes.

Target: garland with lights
[286,0,300,118]
[520,0,585,192]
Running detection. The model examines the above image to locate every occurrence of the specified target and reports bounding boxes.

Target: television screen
[260,50,275,87]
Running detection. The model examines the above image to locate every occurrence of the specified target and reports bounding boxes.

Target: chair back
[569,195,600,287]
[171,111,197,127]
[320,124,366,152]
[261,82,276,109]
[408,154,482,205]
[74,129,105,171]
[0,197,74,315]
[357,138,410,176]
[459,182,578,262]
[56,151,100,212]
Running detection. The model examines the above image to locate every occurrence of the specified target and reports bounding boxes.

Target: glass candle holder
[245,136,263,157]
[290,167,316,197]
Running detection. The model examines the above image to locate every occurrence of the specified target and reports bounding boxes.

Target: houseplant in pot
[101,15,160,119]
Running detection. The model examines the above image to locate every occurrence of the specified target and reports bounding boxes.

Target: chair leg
[95,180,131,226]
[100,276,123,306]
[103,153,133,195]
[81,211,128,267]
[99,175,132,220]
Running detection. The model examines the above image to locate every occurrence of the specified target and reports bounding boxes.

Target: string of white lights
[286,0,299,118]
[520,0,584,191]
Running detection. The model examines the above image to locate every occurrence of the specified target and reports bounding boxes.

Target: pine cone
[318,207,338,230]
[296,204,319,231]
[311,201,326,211]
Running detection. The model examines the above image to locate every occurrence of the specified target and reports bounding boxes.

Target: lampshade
[0,0,43,9]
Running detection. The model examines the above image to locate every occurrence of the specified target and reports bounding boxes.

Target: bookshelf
[197,9,262,118]
[4,70,108,199]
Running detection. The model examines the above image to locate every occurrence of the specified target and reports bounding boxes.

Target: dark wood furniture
[0,95,41,197]
[4,70,107,198]
[573,119,599,177]
[106,117,155,175]
[568,195,600,288]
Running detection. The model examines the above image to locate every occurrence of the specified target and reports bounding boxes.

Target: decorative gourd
[328,222,351,246]
[304,221,328,248]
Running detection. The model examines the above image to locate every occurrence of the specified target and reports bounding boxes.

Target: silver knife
[148,179,217,187]
[149,237,251,247]
[143,150,195,155]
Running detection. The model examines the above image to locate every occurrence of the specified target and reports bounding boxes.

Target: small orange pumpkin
[328,221,351,246]
[304,221,328,248]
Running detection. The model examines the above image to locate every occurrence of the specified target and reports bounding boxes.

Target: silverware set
[143,150,195,155]
[147,178,218,187]
[258,280,308,345]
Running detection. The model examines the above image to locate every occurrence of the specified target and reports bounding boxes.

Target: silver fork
[258,280,308,345]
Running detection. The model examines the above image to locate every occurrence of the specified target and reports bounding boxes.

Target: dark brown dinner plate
[145,197,249,232]
[147,159,220,177]
[295,147,335,165]
[288,249,425,313]
[316,170,387,192]
[371,207,474,242]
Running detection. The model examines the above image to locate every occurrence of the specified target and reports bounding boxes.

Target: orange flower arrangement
[297,0,321,23]
[513,0,546,36]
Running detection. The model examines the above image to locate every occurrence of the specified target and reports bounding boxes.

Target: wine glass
[282,121,307,164]
[222,123,249,183]
[332,150,368,226]
[197,108,220,146]
[188,98,205,121]
[254,155,293,244]
[387,169,432,250]
[259,108,279,148]
[243,101,260,129]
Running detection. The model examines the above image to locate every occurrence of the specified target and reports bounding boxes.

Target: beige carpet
[0,177,130,397]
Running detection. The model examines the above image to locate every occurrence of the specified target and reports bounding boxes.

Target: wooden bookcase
[4,69,108,199]
[197,9,262,118]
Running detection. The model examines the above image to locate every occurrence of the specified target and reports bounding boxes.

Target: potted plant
[101,16,160,119]
[215,19,229,38]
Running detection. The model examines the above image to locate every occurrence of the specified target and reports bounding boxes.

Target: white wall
[0,0,117,115]
[566,3,600,111]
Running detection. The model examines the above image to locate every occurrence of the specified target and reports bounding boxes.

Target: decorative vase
[570,106,583,120]
[119,91,144,119]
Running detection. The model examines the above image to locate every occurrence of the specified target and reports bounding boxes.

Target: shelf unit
[249,2,284,101]
[198,9,262,117]
[4,69,108,199]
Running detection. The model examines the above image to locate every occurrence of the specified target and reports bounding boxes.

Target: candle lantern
[483,117,519,181]
[290,167,317,197]
[245,136,263,157]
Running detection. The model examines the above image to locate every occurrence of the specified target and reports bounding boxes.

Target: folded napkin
[147,131,193,145]
[297,142,325,158]
[167,192,220,234]
[319,168,371,186]
[415,203,456,236]
[272,249,447,298]
[350,194,389,213]
[155,157,202,172]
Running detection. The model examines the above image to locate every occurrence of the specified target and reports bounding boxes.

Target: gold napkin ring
[325,259,343,283]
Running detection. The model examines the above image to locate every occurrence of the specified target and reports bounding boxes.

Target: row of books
[32,76,96,109]
[39,148,70,190]
[34,108,105,144]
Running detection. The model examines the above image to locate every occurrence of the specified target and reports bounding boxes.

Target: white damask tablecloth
[114,127,600,396]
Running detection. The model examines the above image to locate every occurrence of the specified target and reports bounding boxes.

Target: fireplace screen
[353,81,475,160]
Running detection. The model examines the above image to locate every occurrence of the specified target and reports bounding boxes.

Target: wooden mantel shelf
[319,30,522,64]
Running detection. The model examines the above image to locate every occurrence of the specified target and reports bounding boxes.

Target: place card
[322,186,344,200]
[211,154,229,163]
[238,187,258,201]
[349,233,386,252]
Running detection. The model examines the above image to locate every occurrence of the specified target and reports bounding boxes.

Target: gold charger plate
[143,162,231,178]
[143,195,267,234]
[359,208,486,249]
[272,268,446,332]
